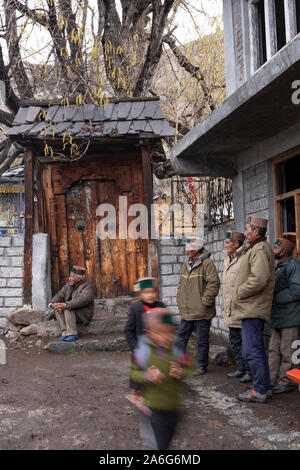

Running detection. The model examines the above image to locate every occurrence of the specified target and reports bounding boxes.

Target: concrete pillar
[264,0,277,59]
[32,233,52,311]
[248,1,260,74]
[284,0,297,42]
[223,0,237,96]
[241,0,251,81]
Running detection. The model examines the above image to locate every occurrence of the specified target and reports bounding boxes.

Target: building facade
[171,0,300,257]
[169,0,300,338]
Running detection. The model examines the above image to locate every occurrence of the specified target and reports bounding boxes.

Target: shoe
[240,372,253,383]
[272,383,296,395]
[266,389,273,399]
[238,389,267,403]
[58,336,67,341]
[194,367,207,376]
[227,370,244,379]
[63,335,79,342]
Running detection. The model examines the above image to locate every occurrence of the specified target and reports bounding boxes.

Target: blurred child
[131,308,194,450]
[124,278,165,404]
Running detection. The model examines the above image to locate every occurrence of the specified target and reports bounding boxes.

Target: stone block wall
[243,161,269,220]
[158,224,232,339]
[0,235,24,330]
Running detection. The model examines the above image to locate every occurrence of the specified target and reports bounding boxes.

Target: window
[275,0,286,51]
[273,154,300,259]
[256,0,267,66]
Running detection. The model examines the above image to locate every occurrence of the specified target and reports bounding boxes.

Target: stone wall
[0,235,24,331]
[158,224,233,340]
[243,161,269,221]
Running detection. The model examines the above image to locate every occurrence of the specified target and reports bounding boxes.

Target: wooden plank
[23,148,34,306]
[97,180,114,297]
[276,189,300,202]
[141,144,153,239]
[87,181,102,297]
[35,160,45,232]
[66,184,86,279]
[55,194,70,285]
[272,162,282,240]
[295,193,300,260]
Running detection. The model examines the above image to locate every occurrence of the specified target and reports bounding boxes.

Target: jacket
[231,238,275,323]
[51,281,94,325]
[177,249,220,321]
[270,257,300,329]
[131,335,194,411]
[124,300,165,352]
[222,245,246,328]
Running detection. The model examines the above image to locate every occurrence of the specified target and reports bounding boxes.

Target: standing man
[222,230,252,383]
[268,238,300,394]
[177,237,220,375]
[49,266,94,342]
[232,216,275,403]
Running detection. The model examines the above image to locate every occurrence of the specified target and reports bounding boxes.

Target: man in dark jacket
[177,237,220,375]
[268,238,300,394]
[49,266,94,342]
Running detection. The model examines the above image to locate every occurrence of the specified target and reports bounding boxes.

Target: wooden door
[41,155,148,297]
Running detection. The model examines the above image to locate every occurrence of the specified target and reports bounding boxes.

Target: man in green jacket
[177,237,220,375]
[268,237,300,394]
[232,216,275,403]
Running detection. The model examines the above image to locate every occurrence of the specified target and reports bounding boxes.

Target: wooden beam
[141,142,153,239]
[295,193,300,260]
[23,148,34,306]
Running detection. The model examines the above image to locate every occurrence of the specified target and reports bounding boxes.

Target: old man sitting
[49,266,94,342]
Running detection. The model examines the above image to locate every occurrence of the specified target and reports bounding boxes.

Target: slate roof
[5,100,174,140]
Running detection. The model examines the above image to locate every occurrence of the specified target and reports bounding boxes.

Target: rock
[209,345,232,366]
[41,311,55,322]
[36,319,60,337]
[35,340,42,347]
[5,330,21,341]
[20,324,38,336]
[45,337,129,354]
[8,308,43,326]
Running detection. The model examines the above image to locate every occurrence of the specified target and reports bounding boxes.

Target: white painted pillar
[249,1,259,74]
[264,0,277,59]
[284,0,297,42]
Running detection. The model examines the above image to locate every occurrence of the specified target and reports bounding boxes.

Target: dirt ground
[0,336,300,451]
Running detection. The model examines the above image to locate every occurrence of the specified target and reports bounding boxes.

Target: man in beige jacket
[222,230,251,383]
[232,216,275,403]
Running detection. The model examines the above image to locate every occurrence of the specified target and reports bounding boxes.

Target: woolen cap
[225,230,245,242]
[246,215,268,228]
[275,238,295,255]
[71,266,86,276]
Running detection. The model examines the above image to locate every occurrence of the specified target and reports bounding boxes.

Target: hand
[145,366,165,384]
[169,362,182,380]
[52,303,67,311]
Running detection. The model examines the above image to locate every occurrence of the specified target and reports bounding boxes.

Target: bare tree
[0,0,224,174]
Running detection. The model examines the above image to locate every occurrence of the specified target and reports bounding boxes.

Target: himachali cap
[275,238,295,254]
[133,277,158,292]
[246,215,268,228]
[143,307,179,330]
[185,237,205,251]
[225,230,245,242]
[71,266,86,276]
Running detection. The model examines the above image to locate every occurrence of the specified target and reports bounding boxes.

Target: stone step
[44,336,129,354]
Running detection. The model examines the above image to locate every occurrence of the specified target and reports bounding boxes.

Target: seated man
[49,266,94,342]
